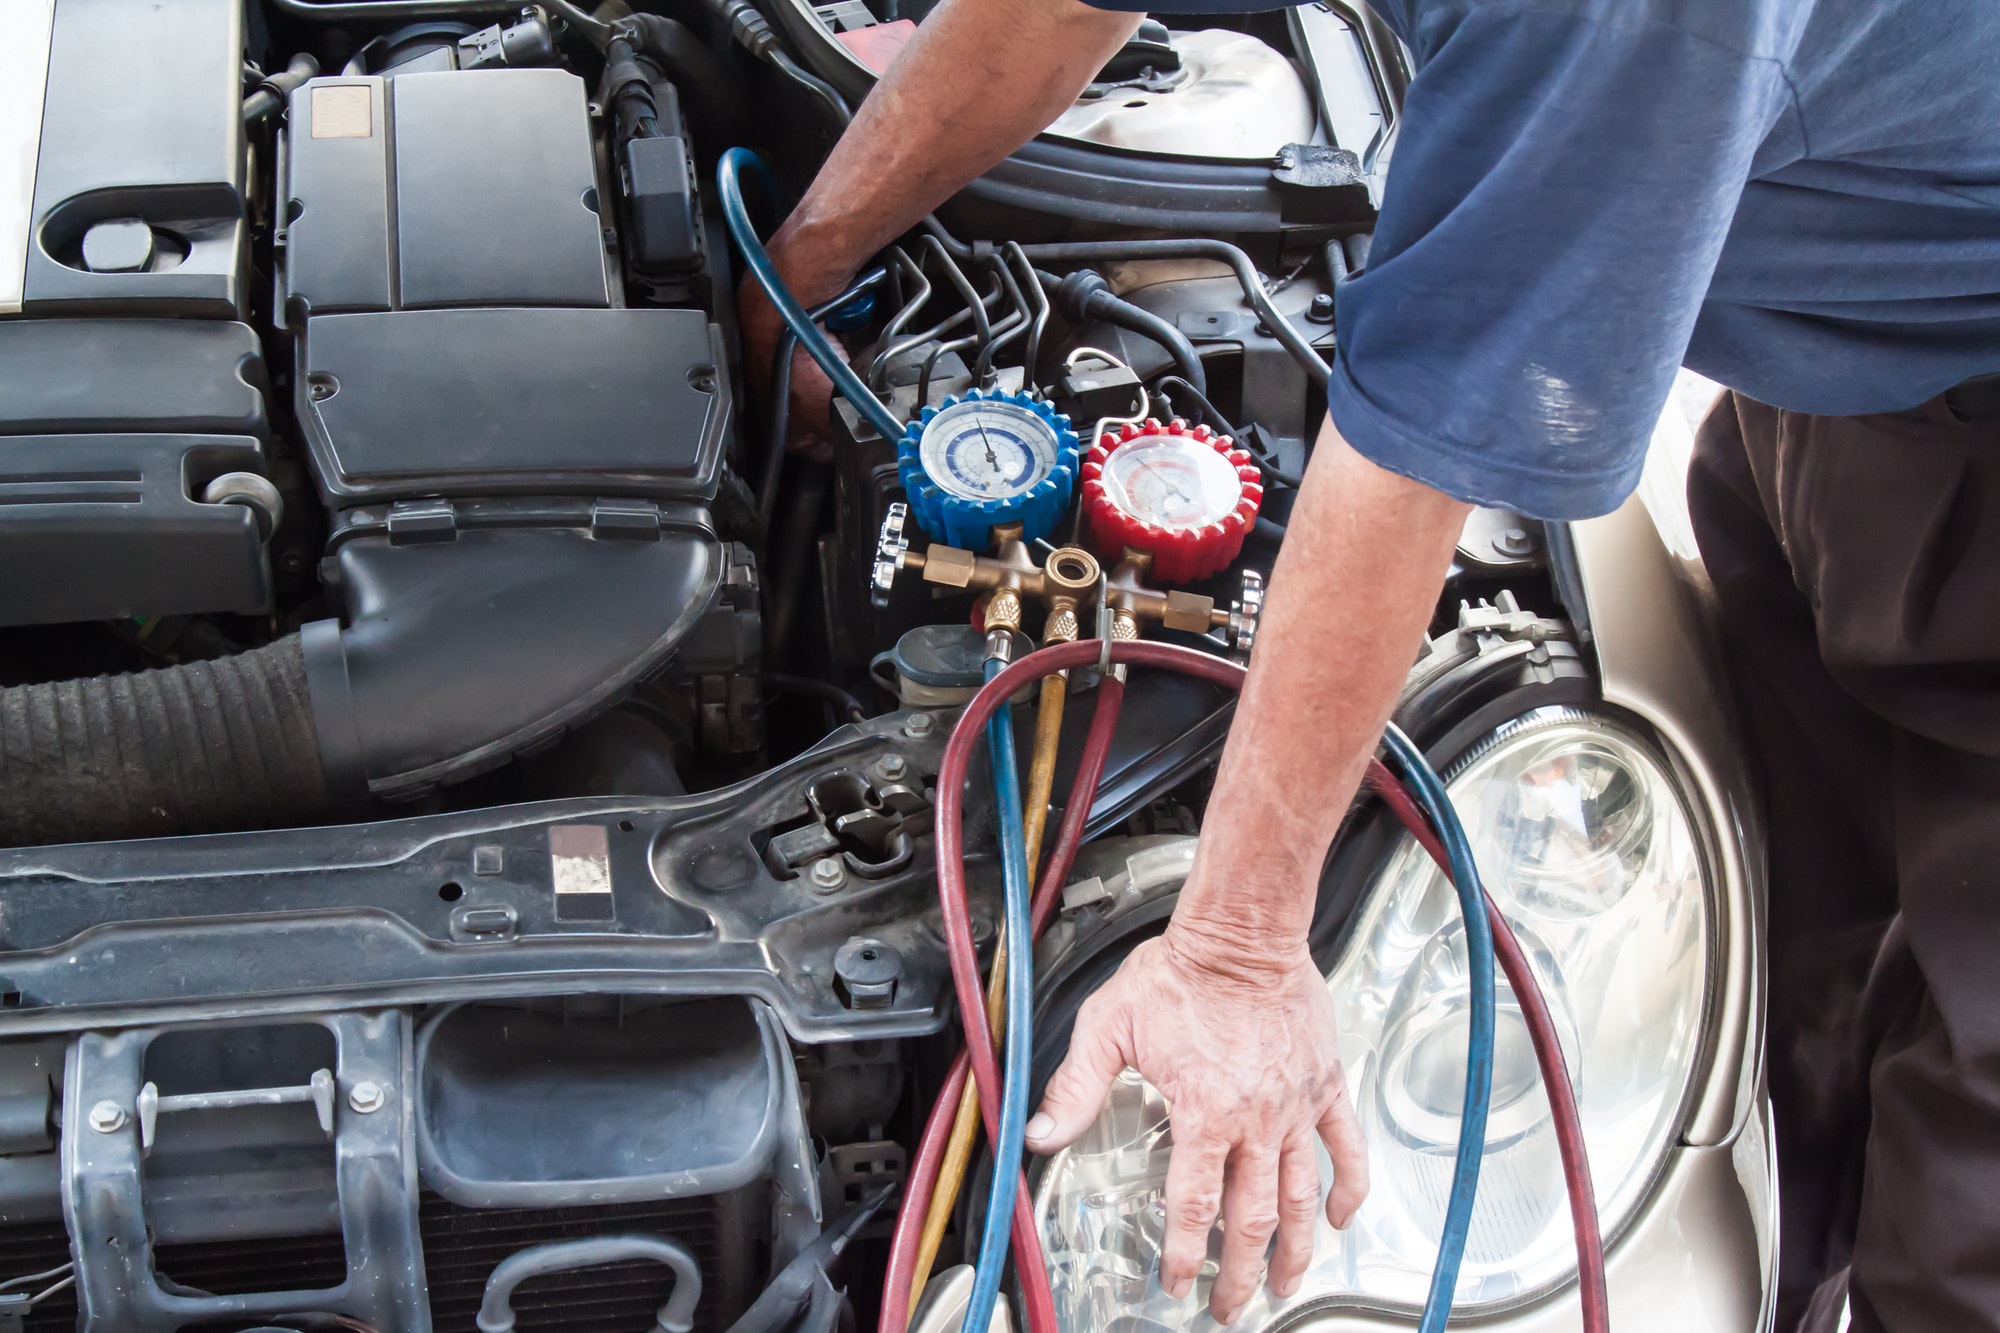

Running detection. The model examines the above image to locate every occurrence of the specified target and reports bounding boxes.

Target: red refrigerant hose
[901,639,1607,1333]
[879,676,1126,1333]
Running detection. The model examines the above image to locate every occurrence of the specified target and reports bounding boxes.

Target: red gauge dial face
[1098,434,1244,530]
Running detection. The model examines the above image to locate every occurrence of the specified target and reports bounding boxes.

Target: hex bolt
[876,754,909,783]
[1307,292,1336,324]
[810,857,848,892]
[348,1080,386,1115]
[904,713,935,740]
[1497,526,1537,558]
[87,1100,126,1134]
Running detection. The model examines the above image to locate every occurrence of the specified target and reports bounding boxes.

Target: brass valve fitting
[1104,549,1263,659]
[874,504,1102,655]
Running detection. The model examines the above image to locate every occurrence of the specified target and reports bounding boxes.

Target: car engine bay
[0,2,1758,1331]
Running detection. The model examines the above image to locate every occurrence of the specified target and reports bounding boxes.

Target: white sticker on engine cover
[311,84,373,139]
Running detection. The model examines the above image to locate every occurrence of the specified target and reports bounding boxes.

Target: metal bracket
[63,1013,428,1332]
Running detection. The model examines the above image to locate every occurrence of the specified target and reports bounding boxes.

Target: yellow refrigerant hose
[908,671,1069,1318]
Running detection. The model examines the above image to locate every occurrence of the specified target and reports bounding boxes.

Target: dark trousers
[1688,392,2000,1332]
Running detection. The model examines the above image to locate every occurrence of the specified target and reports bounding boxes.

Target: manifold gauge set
[894,389,1264,576]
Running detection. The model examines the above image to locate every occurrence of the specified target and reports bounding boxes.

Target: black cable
[769,49,854,130]
[1152,374,1304,488]
[242,53,319,124]
[765,673,868,724]
[543,0,609,40]
[1038,270,1207,395]
[1019,238,1331,388]
[760,328,796,539]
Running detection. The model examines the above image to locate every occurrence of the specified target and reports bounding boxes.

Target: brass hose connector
[873,504,1102,659]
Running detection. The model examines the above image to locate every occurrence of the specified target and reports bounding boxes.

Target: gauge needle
[1145,462,1194,509]
[976,421,998,471]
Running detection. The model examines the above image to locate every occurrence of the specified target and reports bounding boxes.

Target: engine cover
[276,65,739,796]
[281,68,729,504]
[0,0,269,627]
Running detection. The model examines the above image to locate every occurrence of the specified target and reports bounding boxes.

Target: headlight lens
[1035,711,1710,1328]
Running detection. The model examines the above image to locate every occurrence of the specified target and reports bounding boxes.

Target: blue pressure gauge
[896,389,1080,550]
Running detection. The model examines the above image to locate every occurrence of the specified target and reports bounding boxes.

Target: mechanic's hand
[738,256,845,461]
[1025,927,1367,1326]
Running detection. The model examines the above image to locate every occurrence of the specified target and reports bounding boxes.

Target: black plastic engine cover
[22,0,247,317]
[299,307,729,502]
[282,68,729,505]
[281,70,609,316]
[0,319,272,625]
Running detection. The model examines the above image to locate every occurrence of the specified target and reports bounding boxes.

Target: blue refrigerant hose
[963,652,1037,1333]
[716,148,908,445]
[1382,722,1496,1332]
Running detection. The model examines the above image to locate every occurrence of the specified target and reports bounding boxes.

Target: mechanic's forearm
[1167,427,1470,978]
[766,0,1140,298]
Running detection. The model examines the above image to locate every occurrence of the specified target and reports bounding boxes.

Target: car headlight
[1035,709,1711,1328]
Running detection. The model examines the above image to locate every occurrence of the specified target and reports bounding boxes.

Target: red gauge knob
[1080,418,1264,584]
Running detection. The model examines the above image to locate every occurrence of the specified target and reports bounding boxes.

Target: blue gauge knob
[896,389,1080,550]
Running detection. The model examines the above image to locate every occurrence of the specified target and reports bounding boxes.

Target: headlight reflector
[1035,711,1710,1328]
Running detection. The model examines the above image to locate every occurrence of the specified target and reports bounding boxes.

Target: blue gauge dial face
[917,400,1062,503]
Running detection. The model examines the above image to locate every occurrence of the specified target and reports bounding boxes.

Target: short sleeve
[1326,4,1795,519]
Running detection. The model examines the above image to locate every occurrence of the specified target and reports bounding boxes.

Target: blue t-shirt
[1083,0,2000,518]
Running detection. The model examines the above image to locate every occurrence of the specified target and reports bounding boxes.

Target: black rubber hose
[243,52,319,124]
[764,673,867,724]
[1019,238,1330,388]
[760,328,797,539]
[477,1235,701,1333]
[1153,373,1304,488]
[1040,269,1207,395]
[0,635,332,848]
[691,0,854,130]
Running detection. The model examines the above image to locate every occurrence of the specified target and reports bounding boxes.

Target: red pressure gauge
[1080,419,1263,584]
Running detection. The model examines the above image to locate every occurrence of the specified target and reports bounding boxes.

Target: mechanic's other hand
[1024,929,1367,1326]
[737,259,844,460]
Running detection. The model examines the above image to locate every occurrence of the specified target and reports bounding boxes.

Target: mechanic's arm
[741,0,1140,432]
[768,0,1137,293]
[1025,6,1800,1324]
[1025,427,1467,1324]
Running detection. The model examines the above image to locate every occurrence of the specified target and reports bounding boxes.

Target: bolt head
[876,754,909,782]
[348,1080,386,1114]
[1307,292,1336,323]
[1497,526,1536,557]
[87,1100,126,1133]
[809,857,848,891]
[904,712,935,739]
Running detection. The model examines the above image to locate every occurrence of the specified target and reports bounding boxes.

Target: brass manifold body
[872,502,1262,657]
